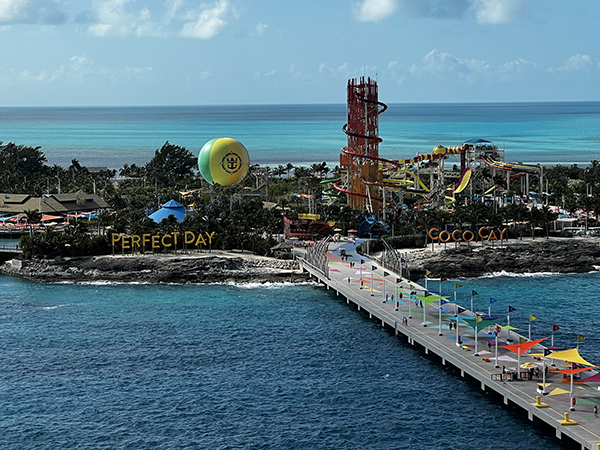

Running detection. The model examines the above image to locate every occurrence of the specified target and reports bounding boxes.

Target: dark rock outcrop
[407,239,600,280]
[0,253,307,284]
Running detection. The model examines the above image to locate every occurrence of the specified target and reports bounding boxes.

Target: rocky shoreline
[1,238,599,284]
[0,252,307,284]
[406,238,600,279]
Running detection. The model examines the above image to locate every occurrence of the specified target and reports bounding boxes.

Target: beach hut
[148,199,187,223]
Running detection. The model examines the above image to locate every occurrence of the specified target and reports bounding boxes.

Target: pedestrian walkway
[298,242,600,450]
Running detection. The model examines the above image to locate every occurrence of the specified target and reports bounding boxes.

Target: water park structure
[332,77,544,220]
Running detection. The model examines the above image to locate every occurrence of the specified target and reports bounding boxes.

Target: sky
[0,0,598,106]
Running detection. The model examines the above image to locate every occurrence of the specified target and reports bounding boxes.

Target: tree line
[2,141,598,259]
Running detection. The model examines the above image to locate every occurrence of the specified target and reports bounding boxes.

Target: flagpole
[528,320,531,341]
[408,286,412,318]
[494,329,499,367]
[422,297,426,327]
[517,347,521,380]
[438,302,443,336]
[551,328,555,366]
[541,359,547,394]
[370,268,374,296]
[507,314,512,342]
[474,325,479,356]
[455,316,460,345]
[470,292,473,314]
[569,373,575,411]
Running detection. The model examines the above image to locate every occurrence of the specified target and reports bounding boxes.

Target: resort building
[0,192,108,216]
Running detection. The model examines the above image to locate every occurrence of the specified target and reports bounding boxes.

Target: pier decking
[297,240,600,450]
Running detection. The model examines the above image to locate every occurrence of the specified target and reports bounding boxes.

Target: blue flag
[440,299,448,305]
[508,305,517,313]
[490,297,498,304]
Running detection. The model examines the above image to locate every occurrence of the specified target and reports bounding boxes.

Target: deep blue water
[0,276,582,450]
[0,102,598,169]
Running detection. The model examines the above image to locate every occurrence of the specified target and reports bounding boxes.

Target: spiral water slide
[334,145,473,199]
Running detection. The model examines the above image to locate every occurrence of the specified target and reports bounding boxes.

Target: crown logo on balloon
[221,152,242,174]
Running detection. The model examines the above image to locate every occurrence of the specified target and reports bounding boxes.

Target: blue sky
[0,0,598,106]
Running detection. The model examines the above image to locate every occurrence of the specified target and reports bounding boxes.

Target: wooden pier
[297,242,600,450]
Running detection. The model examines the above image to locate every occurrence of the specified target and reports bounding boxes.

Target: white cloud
[352,0,534,24]
[352,0,398,22]
[7,53,153,86]
[83,0,232,39]
[498,58,538,80]
[556,53,593,72]
[181,0,229,39]
[470,0,533,24]
[409,49,491,80]
[253,69,275,79]
[0,0,67,24]
[200,70,211,80]
[87,0,140,37]
[254,22,267,36]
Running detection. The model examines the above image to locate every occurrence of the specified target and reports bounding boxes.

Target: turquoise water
[0,103,599,448]
[0,102,598,169]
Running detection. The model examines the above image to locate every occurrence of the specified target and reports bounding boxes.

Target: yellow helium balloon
[198,138,250,186]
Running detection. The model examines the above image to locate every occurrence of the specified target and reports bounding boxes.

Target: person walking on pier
[594,405,598,418]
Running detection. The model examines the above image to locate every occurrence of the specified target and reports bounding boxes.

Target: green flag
[383,271,389,277]
[577,335,586,343]
[372,265,377,271]
[455,283,463,289]
[471,290,479,296]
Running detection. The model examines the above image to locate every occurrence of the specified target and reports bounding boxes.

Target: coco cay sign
[111,231,216,250]
[428,227,508,243]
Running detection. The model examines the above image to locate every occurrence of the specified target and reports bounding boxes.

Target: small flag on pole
[383,271,389,277]
[577,335,586,343]
[440,277,448,282]
[496,325,502,334]
[508,305,517,313]
[360,259,365,264]
[426,270,431,276]
[489,297,498,304]
[454,283,463,289]
[396,277,402,283]
[371,265,377,271]
[440,299,448,305]
[457,306,466,313]
[552,324,560,332]
[471,290,479,296]
[519,337,527,344]
[476,316,483,323]
[529,315,537,322]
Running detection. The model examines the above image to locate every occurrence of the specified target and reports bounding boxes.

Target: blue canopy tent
[148,199,187,223]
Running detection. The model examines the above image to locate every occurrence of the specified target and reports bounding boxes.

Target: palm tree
[23,209,42,237]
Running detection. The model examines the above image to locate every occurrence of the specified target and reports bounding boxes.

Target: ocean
[0,103,599,448]
[0,102,599,169]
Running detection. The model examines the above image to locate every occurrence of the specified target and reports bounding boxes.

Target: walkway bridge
[296,239,600,450]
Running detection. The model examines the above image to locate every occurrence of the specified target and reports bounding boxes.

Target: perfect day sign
[112,231,216,251]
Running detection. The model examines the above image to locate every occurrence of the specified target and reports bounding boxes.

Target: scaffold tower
[340,77,387,218]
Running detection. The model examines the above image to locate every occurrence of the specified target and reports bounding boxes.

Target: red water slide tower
[340,76,387,217]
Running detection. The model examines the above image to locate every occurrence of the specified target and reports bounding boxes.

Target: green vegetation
[2,140,599,259]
